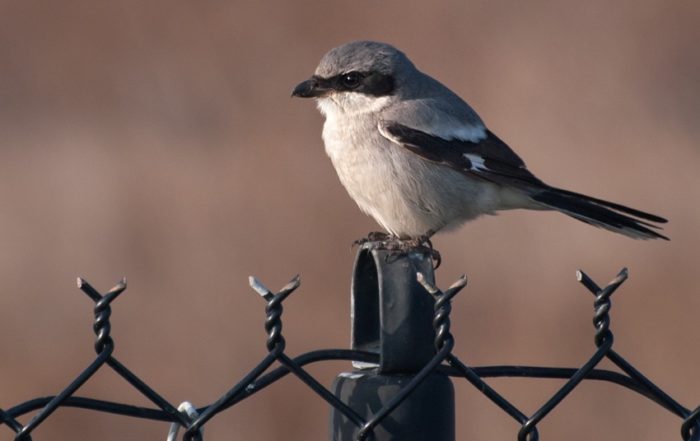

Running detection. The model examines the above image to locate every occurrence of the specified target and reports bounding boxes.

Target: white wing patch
[463,153,489,171]
[377,120,487,146]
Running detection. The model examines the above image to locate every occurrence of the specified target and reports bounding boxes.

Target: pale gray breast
[322,113,400,209]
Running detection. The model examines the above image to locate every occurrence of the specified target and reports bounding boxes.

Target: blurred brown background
[0,0,698,440]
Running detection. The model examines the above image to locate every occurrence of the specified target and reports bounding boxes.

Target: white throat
[316,92,392,118]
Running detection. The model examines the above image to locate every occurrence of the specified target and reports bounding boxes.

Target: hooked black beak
[291,77,329,98]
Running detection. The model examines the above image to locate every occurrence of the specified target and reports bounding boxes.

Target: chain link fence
[1,245,698,440]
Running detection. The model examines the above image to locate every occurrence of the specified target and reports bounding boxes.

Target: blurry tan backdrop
[1,1,698,440]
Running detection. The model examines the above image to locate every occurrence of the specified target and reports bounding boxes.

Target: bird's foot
[352,231,393,247]
[352,231,441,269]
[403,234,441,269]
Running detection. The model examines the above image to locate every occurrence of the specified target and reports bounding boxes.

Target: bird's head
[292,41,415,116]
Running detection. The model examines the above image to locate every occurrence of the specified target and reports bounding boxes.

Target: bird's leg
[368,231,392,242]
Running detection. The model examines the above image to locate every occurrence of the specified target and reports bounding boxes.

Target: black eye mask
[316,71,395,96]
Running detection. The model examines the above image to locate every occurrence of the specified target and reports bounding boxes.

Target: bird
[291,41,668,248]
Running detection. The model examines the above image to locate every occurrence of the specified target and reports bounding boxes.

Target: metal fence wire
[1,243,699,441]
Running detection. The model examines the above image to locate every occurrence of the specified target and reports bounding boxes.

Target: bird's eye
[341,72,363,89]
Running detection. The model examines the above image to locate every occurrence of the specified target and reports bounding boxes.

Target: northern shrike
[292,41,668,243]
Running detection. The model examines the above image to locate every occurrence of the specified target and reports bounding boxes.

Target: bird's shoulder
[380,94,485,143]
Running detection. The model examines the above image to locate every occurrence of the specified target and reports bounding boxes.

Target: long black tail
[532,187,669,240]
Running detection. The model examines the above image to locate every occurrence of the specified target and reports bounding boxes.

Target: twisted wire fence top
[1,266,698,441]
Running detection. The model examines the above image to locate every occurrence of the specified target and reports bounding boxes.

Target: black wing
[380,121,668,239]
[380,121,545,189]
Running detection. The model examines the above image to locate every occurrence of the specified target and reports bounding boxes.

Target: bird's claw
[352,232,441,269]
[352,231,392,248]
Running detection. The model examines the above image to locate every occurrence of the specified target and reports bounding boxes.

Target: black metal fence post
[329,243,455,441]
